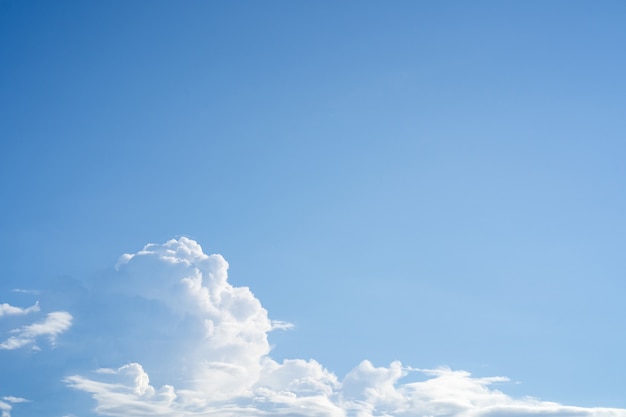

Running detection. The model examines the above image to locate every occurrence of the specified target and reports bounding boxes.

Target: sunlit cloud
[60,238,626,417]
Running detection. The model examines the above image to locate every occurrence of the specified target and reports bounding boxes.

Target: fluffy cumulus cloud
[51,238,625,417]
[2,237,625,417]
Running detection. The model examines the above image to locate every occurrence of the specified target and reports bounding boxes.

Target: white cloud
[271,320,295,331]
[62,238,626,417]
[0,311,72,350]
[0,301,39,318]
[0,397,28,417]
[0,398,27,404]
[66,364,177,417]
[0,400,10,417]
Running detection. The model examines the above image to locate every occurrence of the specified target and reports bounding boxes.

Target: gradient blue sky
[1,1,626,416]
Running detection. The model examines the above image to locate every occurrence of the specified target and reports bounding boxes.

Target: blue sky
[1,1,626,416]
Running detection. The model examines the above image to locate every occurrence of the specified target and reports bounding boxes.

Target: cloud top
[104,237,275,397]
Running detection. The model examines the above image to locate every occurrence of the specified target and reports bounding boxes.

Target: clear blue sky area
[1,2,625,416]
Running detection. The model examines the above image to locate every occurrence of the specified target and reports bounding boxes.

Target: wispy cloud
[0,311,72,350]
[0,398,27,404]
[0,302,39,318]
[0,396,28,417]
[62,238,626,417]
[271,320,295,331]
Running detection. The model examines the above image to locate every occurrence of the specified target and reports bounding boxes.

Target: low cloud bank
[62,238,626,417]
[2,237,625,417]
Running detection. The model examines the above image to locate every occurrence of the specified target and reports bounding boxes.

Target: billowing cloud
[0,311,72,350]
[60,238,626,417]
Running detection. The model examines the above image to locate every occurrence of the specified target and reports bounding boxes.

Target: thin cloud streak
[0,311,72,350]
